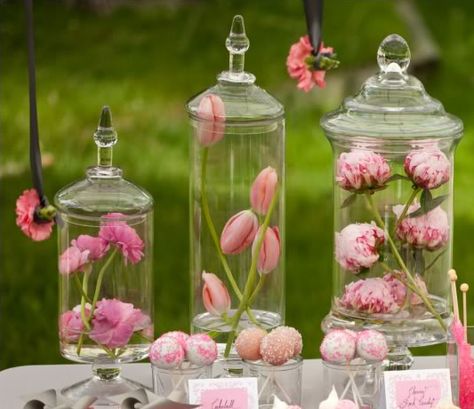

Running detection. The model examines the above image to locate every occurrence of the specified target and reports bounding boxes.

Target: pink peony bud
[196,94,225,146]
[393,203,449,251]
[404,148,450,190]
[59,246,90,275]
[383,272,429,306]
[250,167,278,215]
[220,210,258,255]
[253,226,281,274]
[336,150,391,192]
[335,222,386,273]
[202,272,231,316]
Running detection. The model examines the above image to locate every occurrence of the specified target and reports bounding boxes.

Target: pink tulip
[250,167,278,215]
[202,271,231,316]
[59,246,90,275]
[253,226,280,274]
[196,94,225,146]
[220,210,258,255]
[15,188,54,241]
[404,148,450,189]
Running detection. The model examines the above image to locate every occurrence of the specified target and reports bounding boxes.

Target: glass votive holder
[212,356,246,378]
[152,363,210,401]
[322,360,382,409]
[246,356,303,407]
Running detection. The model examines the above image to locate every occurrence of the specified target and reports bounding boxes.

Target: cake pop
[185,334,218,366]
[356,330,388,361]
[162,331,189,349]
[235,328,267,361]
[260,328,295,365]
[320,329,356,363]
[150,336,184,369]
[272,326,303,356]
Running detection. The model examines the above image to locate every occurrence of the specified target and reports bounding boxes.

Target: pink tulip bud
[253,226,281,274]
[250,167,278,215]
[220,210,258,255]
[202,271,231,316]
[196,94,225,146]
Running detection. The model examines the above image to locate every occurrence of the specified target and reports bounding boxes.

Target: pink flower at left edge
[99,213,144,264]
[89,298,148,349]
[59,304,90,342]
[286,35,333,92]
[196,94,226,147]
[59,246,90,275]
[15,189,54,241]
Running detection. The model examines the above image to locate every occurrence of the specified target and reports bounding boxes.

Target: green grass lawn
[1,0,474,368]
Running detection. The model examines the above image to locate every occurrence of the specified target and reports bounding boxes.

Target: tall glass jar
[186,15,285,358]
[321,35,463,368]
[55,107,154,401]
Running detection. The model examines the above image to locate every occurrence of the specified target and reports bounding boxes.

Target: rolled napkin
[23,389,96,409]
[108,388,200,409]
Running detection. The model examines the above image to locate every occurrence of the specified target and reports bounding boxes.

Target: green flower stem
[365,193,446,330]
[248,274,266,307]
[392,187,421,235]
[224,186,279,357]
[200,147,242,300]
[80,272,91,330]
[74,273,91,304]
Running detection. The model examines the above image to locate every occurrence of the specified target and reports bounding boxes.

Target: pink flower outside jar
[320,34,463,369]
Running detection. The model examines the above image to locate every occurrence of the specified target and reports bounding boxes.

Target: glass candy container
[55,107,154,402]
[321,35,463,368]
[186,15,285,359]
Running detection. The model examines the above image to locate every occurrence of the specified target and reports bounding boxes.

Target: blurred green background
[1,0,474,369]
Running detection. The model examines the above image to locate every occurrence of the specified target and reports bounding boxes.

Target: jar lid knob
[377,34,411,74]
[93,106,117,167]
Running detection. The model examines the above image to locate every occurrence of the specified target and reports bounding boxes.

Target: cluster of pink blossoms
[15,189,54,241]
[59,212,144,275]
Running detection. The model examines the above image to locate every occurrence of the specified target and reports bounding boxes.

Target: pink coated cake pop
[162,331,189,349]
[272,326,303,356]
[260,328,295,365]
[356,330,388,361]
[335,400,358,409]
[185,334,218,366]
[235,328,267,361]
[320,329,356,363]
[150,336,184,369]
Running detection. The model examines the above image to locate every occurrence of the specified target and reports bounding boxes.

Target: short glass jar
[246,357,303,407]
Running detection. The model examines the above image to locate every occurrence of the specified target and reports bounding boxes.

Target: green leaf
[420,189,432,207]
[341,193,357,209]
[386,174,411,183]
[408,193,448,217]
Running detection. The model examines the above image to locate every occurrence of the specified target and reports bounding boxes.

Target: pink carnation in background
[393,203,449,251]
[336,150,391,192]
[15,189,54,241]
[59,246,90,275]
[404,148,450,190]
[286,35,333,92]
[89,298,146,349]
[335,222,386,273]
[99,213,144,264]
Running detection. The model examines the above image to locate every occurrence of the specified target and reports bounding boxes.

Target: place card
[188,377,258,409]
[384,368,452,409]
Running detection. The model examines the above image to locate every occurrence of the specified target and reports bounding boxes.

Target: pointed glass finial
[377,34,411,75]
[93,106,117,167]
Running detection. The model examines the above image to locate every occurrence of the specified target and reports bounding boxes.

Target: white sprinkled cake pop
[185,334,218,366]
[272,326,303,356]
[320,329,356,363]
[260,328,295,365]
[356,329,388,361]
[162,331,189,349]
[150,336,184,369]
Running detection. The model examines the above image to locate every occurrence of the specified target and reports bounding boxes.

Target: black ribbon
[25,0,47,208]
[303,0,324,55]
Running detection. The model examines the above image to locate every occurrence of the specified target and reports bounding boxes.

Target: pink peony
[339,278,400,314]
[72,235,109,261]
[404,148,450,189]
[220,210,259,255]
[89,298,146,349]
[253,226,280,274]
[336,150,391,192]
[15,189,54,241]
[196,94,225,146]
[250,167,278,216]
[59,305,89,342]
[99,213,144,264]
[286,36,333,92]
[59,246,90,275]
[383,272,429,306]
[202,271,231,316]
[335,222,386,273]
[393,203,449,251]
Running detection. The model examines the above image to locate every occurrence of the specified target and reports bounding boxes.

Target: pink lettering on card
[201,388,248,409]
[395,379,441,409]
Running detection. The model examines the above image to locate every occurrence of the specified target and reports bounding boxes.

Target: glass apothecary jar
[321,35,463,368]
[186,16,285,358]
[55,107,154,402]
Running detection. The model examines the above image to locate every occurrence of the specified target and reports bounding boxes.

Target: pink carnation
[89,298,147,349]
[286,36,332,92]
[72,235,109,261]
[59,246,90,275]
[335,222,386,273]
[404,148,450,189]
[393,203,449,251]
[15,189,54,241]
[59,304,90,342]
[339,278,399,314]
[383,272,428,306]
[336,150,391,192]
[99,213,144,264]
